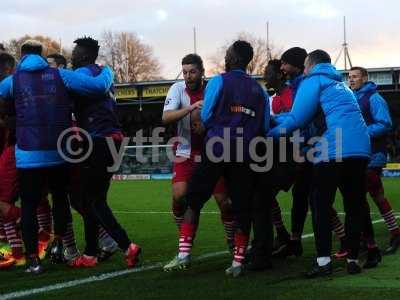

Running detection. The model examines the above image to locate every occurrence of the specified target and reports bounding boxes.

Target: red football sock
[172,201,185,230]
[37,199,52,237]
[220,211,235,245]
[3,221,23,259]
[178,223,197,254]
[0,220,6,242]
[378,198,400,237]
[62,221,77,250]
[330,208,345,239]
[233,232,249,264]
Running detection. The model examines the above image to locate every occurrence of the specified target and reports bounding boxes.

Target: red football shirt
[271,85,293,115]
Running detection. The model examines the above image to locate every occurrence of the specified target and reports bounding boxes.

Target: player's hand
[188,100,203,112]
[192,121,205,135]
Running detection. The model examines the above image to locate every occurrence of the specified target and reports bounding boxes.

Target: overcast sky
[1,0,399,78]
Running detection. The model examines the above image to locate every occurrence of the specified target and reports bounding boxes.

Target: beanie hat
[281,47,307,69]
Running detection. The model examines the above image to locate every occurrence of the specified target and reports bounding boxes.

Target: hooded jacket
[269,63,371,163]
[354,81,392,167]
[0,54,113,168]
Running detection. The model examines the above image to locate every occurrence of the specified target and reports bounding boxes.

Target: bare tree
[4,35,70,59]
[100,31,162,83]
[208,32,281,76]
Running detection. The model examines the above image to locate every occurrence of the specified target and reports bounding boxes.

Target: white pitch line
[1,216,397,300]
[0,264,162,300]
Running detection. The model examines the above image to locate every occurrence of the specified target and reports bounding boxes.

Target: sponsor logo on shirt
[230,105,256,117]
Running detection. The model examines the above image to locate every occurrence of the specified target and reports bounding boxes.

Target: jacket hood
[307,63,342,82]
[355,81,377,97]
[16,54,49,72]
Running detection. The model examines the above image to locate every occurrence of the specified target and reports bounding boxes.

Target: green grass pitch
[1,178,400,300]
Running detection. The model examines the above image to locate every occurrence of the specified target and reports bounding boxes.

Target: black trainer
[25,256,44,274]
[384,235,400,255]
[363,247,382,269]
[97,247,117,262]
[347,261,361,274]
[305,262,333,278]
[49,238,65,264]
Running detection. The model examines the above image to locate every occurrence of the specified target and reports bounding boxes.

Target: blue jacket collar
[353,81,377,99]
[355,81,377,94]
[17,54,49,72]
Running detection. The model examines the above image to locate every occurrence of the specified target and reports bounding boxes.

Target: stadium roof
[114,66,400,102]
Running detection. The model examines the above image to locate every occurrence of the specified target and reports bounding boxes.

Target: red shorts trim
[172,157,226,194]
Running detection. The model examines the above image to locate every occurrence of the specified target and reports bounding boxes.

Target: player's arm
[0,76,13,123]
[162,102,203,125]
[59,66,114,96]
[0,75,13,99]
[268,76,320,138]
[201,75,223,126]
[368,93,392,137]
[162,82,202,125]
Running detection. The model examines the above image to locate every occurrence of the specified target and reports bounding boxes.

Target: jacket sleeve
[201,75,223,125]
[367,93,392,137]
[268,76,320,138]
[59,66,114,96]
[0,76,13,99]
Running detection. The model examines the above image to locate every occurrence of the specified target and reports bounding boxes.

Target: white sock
[317,256,331,266]
[232,260,242,268]
[347,258,358,264]
[178,252,189,259]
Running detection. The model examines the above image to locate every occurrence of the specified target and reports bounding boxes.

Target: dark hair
[0,43,5,51]
[0,52,15,70]
[73,36,100,62]
[350,66,368,78]
[47,53,67,67]
[232,40,254,67]
[307,49,331,66]
[280,47,307,70]
[21,40,43,56]
[265,59,281,73]
[181,54,204,72]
